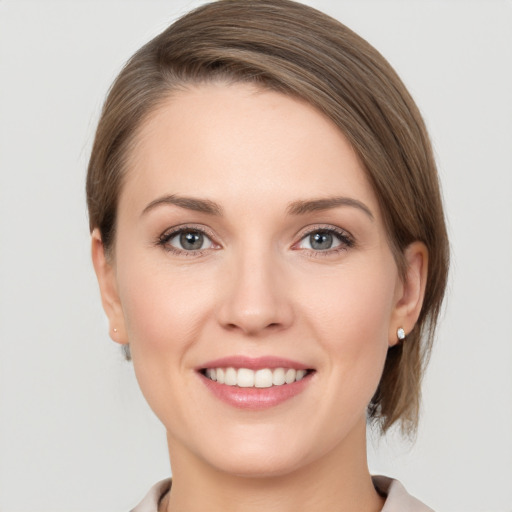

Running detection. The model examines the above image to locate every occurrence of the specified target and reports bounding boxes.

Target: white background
[1,1,511,511]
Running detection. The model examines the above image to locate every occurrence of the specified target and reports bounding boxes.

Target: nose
[216,248,294,336]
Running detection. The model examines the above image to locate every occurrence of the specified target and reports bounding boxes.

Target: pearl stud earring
[397,327,405,340]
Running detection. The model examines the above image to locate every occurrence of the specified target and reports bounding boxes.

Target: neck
[162,418,384,512]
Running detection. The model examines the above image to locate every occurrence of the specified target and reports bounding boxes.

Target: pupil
[180,231,203,250]
[310,232,332,250]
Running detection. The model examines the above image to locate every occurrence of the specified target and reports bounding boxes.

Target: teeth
[255,369,273,388]
[296,369,307,381]
[204,367,309,387]
[237,368,254,388]
[272,367,286,385]
[285,368,296,384]
[225,367,237,386]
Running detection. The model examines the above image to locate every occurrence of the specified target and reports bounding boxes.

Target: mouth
[200,367,314,388]
[197,357,315,409]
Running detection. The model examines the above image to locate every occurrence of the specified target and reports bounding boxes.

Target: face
[95,82,411,478]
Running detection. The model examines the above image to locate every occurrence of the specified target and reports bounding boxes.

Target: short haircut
[87,0,449,434]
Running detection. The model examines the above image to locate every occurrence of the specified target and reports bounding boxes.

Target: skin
[92,82,427,512]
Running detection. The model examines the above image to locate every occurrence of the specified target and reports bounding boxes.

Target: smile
[203,367,309,388]
[198,356,315,409]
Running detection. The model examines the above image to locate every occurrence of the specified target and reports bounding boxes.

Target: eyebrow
[141,194,373,220]
[286,197,374,220]
[141,194,223,216]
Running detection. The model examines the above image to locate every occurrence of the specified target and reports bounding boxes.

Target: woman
[87,1,449,510]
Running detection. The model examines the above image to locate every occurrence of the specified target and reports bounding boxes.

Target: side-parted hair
[87,0,449,434]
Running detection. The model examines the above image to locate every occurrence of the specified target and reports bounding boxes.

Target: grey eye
[309,232,334,250]
[296,229,348,252]
[179,231,205,250]
[166,230,214,251]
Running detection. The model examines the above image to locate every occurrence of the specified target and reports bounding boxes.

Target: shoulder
[130,478,172,512]
[373,475,435,512]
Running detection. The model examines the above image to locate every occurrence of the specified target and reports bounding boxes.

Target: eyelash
[156,224,219,256]
[293,225,355,257]
[155,224,355,257]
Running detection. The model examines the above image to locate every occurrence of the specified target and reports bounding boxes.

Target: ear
[389,241,428,346]
[91,228,128,345]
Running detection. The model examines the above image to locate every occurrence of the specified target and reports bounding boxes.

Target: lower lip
[199,372,313,410]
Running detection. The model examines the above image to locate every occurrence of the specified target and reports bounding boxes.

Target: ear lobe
[389,241,428,346]
[91,228,128,345]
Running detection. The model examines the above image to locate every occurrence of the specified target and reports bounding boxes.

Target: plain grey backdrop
[1,1,511,511]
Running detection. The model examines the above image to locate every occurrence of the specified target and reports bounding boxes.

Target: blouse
[131,475,434,511]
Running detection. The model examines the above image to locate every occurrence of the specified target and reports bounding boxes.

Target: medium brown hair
[87,0,449,434]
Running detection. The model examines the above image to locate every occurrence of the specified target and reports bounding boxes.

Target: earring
[397,327,405,341]
[113,328,118,333]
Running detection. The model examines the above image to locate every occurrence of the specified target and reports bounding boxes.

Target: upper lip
[198,356,312,371]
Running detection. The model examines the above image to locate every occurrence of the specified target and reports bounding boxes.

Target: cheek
[118,264,214,355]
[298,259,396,397]
[302,259,397,345]
[115,261,216,421]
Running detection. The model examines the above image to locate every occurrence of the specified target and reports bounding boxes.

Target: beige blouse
[131,476,434,511]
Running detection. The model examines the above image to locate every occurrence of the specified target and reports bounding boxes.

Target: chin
[211,450,308,479]
[192,428,318,479]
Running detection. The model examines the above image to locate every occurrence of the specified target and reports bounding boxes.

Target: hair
[87,0,449,435]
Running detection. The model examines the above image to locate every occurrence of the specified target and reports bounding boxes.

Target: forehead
[121,82,380,218]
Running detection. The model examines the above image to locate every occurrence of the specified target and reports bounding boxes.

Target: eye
[302,231,339,251]
[158,227,217,253]
[295,227,354,252]
[174,230,211,251]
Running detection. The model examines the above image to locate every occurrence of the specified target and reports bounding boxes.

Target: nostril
[224,321,285,335]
